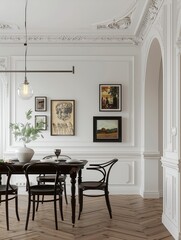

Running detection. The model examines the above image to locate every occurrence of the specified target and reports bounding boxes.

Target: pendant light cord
[24,0,28,83]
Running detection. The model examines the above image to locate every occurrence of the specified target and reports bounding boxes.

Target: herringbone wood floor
[0,195,173,240]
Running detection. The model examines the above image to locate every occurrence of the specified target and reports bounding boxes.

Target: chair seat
[79,181,106,190]
[0,185,18,194]
[30,184,63,195]
[37,174,66,183]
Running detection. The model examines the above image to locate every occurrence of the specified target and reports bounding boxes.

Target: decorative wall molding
[176,37,181,48]
[161,157,180,171]
[0,57,6,69]
[0,57,8,93]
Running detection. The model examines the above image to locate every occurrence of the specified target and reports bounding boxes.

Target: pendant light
[0,0,75,99]
[18,0,33,99]
[17,0,33,99]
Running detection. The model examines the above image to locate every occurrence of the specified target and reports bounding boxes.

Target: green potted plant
[10,109,45,162]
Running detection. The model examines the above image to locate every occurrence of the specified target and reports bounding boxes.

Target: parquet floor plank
[0,195,174,240]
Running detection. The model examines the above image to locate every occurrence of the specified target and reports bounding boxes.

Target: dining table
[0,159,88,226]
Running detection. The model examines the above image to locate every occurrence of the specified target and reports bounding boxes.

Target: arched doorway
[141,38,163,198]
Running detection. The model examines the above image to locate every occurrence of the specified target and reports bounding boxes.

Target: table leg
[78,169,82,185]
[70,171,76,227]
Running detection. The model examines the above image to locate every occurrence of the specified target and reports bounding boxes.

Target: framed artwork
[35,115,47,130]
[35,96,47,112]
[99,84,122,111]
[93,116,122,142]
[51,100,75,136]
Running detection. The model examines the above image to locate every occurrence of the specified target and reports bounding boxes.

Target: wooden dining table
[0,159,88,226]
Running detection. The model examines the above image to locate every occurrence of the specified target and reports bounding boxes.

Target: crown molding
[0,0,164,45]
[0,34,141,45]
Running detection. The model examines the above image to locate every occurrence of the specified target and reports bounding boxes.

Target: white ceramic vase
[16,144,34,163]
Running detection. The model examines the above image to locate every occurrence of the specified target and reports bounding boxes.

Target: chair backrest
[88,158,118,188]
[0,162,16,193]
[23,162,61,193]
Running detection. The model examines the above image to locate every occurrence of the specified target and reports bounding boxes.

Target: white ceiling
[0,0,163,44]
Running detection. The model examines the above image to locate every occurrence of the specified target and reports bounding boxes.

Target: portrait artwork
[51,100,75,136]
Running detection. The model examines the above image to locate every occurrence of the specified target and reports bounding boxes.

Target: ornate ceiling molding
[0,0,164,45]
[0,23,12,30]
[136,0,164,40]
[96,1,136,30]
[97,13,132,30]
[0,22,19,31]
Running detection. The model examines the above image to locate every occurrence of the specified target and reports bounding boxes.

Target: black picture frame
[35,115,47,130]
[51,99,75,136]
[93,116,122,142]
[99,84,122,112]
[35,96,47,112]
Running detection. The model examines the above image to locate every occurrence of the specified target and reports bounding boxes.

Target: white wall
[0,44,143,194]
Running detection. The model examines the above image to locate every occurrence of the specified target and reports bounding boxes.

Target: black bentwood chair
[78,158,118,220]
[23,162,63,230]
[36,154,71,207]
[0,162,20,230]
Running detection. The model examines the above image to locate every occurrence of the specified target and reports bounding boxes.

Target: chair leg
[25,195,31,230]
[59,193,64,221]
[42,195,44,204]
[54,196,58,230]
[32,195,36,220]
[63,181,68,205]
[78,189,83,220]
[105,190,112,219]
[36,195,40,211]
[15,194,20,221]
[5,197,9,230]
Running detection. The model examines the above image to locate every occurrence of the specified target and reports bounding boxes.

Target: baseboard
[140,191,160,198]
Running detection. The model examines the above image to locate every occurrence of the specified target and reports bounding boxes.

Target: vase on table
[16,144,34,163]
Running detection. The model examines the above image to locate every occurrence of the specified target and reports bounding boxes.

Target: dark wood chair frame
[0,162,20,230]
[36,154,71,207]
[23,162,64,230]
[78,158,118,220]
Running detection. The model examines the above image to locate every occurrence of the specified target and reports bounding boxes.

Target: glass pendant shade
[17,78,33,100]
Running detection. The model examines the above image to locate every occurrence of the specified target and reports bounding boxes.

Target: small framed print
[35,96,47,112]
[35,115,47,130]
[93,116,122,142]
[99,84,122,111]
[51,100,75,136]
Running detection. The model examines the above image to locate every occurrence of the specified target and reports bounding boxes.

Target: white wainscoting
[7,153,140,195]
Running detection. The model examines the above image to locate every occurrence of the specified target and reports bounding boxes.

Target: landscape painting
[93,116,122,142]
